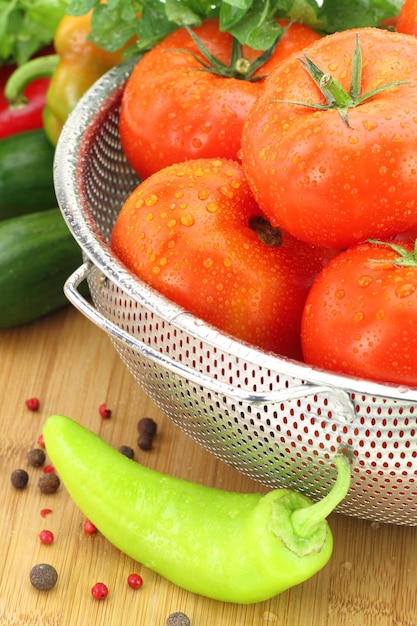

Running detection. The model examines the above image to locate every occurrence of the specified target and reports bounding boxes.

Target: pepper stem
[291,454,351,538]
[5,54,59,107]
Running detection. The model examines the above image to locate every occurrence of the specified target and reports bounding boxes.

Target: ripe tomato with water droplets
[119,18,321,179]
[111,158,336,360]
[241,28,417,249]
[301,240,417,386]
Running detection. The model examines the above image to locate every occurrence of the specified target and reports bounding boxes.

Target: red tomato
[119,18,321,179]
[397,0,417,35]
[301,240,417,386]
[241,28,417,249]
[111,158,335,359]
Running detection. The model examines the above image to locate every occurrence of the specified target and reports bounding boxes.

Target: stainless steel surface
[54,57,417,525]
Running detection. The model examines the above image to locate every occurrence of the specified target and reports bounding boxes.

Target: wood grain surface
[1,306,417,626]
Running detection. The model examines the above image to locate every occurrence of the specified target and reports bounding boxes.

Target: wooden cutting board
[1,306,417,626]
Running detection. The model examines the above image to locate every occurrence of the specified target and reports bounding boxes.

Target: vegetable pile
[105,0,417,388]
[4,0,417,378]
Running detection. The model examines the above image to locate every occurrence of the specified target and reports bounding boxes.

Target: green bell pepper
[42,414,351,604]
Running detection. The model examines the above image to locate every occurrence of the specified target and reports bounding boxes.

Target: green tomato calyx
[171,24,289,82]
[272,33,409,127]
[368,238,417,267]
[269,454,351,557]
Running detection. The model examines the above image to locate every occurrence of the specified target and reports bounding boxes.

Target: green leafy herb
[65,0,403,54]
[0,0,68,66]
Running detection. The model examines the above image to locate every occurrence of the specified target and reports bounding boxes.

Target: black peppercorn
[11,469,29,489]
[30,563,58,590]
[137,434,154,451]
[137,417,157,437]
[166,612,191,626]
[118,445,135,459]
[27,448,46,467]
[38,473,60,494]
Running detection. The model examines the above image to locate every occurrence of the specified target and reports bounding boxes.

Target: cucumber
[0,129,56,220]
[0,209,84,327]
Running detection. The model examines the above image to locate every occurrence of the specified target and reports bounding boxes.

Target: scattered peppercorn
[11,469,29,489]
[39,529,54,545]
[166,612,191,626]
[83,519,97,534]
[118,445,135,459]
[42,464,56,474]
[38,473,60,494]
[127,573,143,589]
[98,403,111,419]
[137,417,157,437]
[29,563,58,591]
[40,508,53,518]
[91,582,108,600]
[27,448,46,467]
[26,397,40,411]
[37,433,45,448]
[137,434,154,451]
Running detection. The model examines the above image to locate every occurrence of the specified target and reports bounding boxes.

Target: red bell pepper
[0,46,54,139]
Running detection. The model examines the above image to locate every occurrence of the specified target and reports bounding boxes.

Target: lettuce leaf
[0,0,68,66]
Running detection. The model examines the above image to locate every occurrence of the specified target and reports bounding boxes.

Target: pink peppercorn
[37,434,45,448]
[26,397,40,411]
[91,582,108,600]
[39,529,54,545]
[42,465,56,474]
[40,508,53,518]
[83,520,97,534]
[127,573,143,589]
[98,403,111,419]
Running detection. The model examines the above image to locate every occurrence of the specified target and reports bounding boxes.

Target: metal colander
[54,56,417,526]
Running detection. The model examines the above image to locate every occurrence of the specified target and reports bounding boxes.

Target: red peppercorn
[39,529,54,545]
[83,520,97,534]
[26,397,40,411]
[98,403,111,419]
[127,573,143,589]
[37,434,45,448]
[42,464,56,474]
[40,509,53,518]
[91,582,108,600]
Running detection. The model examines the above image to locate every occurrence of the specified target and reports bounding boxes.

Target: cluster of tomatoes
[111,0,417,388]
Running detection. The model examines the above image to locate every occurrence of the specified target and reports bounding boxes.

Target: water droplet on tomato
[206,202,218,213]
[203,258,214,269]
[223,258,232,267]
[180,214,194,227]
[145,194,158,207]
[335,289,345,299]
[353,311,364,323]
[395,282,417,298]
[362,119,378,131]
[357,275,373,288]
[192,137,203,149]
[198,189,210,200]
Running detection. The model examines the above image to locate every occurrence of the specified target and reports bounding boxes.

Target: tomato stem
[173,24,286,82]
[368,239,417,267]
[271,33,409,127]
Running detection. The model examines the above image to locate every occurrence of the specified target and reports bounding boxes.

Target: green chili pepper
[42,414,351,604]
